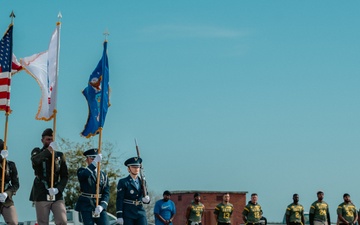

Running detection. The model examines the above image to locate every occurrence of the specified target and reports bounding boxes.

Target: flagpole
[95,128,103,207]
[94,31,109,208]
[1,11,16,193]
[1,113,9,193]
[50,13,61,192]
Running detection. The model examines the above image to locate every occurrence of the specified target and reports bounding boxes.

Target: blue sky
[2,0,360,222]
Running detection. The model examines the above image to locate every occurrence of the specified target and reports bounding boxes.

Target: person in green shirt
[309,191,331,225]
[337,193,357,225]
[186,193,205,225]
[242,193,263,225]
[214,193,234,225]
[286,194,305,225]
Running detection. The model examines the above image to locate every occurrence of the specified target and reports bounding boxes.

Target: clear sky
[1,0,360,222]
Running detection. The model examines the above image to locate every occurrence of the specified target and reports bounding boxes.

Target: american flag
[0,25,13,113]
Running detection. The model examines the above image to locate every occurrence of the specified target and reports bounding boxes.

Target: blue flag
[81,41,110,138]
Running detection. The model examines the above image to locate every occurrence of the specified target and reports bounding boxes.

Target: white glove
[92,154,102,166]
[142,195,150,203]
[48,188,59,196]
[116,218,124,225]
[0,192,8,202]
[0,150,8,159]
[49,142,58,151]
[95,205,103,214]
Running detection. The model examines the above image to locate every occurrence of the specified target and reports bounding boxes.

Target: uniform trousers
[124,215,147,225]
[34,200,67,225]
[80,210,109,225]
[0,205,18,225]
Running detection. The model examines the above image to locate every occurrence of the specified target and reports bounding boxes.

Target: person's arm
[5,161,19,199]
[31,147,49,166]
[154,201,166,225]
[337,210,348,224]
[309,213,314,225]
[100,172,110,210]
[169,201,176,223]
[55,152,68,194]
[327,207,331,225]
[116,179,126,219]
[286,214,290,225]
[185,205,191,222]
[214,207,219,222]
[353,208,358,225]
[301,210,305,225]
[201,205,205,220]
[242,207,249,224]
[155,213,167,225]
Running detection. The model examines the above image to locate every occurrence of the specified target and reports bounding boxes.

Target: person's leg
[81,211,95,225]
[2,205,18,225]
[35,201,51,225]
[136,215,147,225]
[124,216,135,225]
[51,200,67,225]
[94,210,109,225]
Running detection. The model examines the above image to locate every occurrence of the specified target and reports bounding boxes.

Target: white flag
[21,25,60,121]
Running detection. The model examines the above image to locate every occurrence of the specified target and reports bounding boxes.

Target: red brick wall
[170,191,247,225]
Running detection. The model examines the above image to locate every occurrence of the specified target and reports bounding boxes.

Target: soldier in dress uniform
[75,148,110,225]
[29,128,68,225]
[116,157,150,225]
[0,139,19,225]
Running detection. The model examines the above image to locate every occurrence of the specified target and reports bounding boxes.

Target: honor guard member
[29,128,68,225]
[116,157,150,225]
[75,148,110,225]
[0,139,19,225]
[186,193,205,225]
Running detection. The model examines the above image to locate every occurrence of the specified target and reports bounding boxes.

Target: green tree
[58,137,123,215]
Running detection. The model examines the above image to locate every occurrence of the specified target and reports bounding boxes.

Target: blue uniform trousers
[124,214,147,225]
[80,210,109,225]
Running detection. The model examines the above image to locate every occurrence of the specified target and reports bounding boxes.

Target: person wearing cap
[0,139,19,225]
[337,193,357,225]
[242,193,263,225]
[29,128,68,225]
[186,193,205,225]
[154,190,176,225]
[116,157,150,225]
[75,148,110,225]
[309,191,331,225]
[214,193,234,225]
[285,194,305,225]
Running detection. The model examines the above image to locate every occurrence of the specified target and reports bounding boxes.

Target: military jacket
[29,147,68,201]
[116,175,147,219]
[75,163,110,211]
[0,159,19,207]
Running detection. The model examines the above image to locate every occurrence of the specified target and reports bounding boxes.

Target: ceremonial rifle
[135,139,147,196]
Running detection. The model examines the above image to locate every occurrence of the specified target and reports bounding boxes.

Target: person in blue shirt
[154,191,176,225]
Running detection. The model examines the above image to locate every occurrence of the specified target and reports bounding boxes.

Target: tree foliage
[58,137,123,215]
